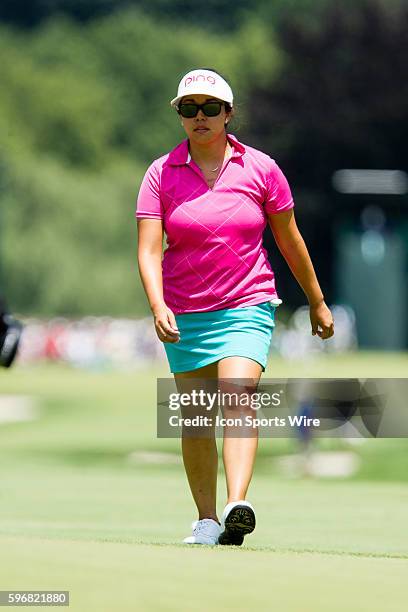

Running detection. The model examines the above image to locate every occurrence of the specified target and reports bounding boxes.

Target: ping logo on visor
[184,74,216,86]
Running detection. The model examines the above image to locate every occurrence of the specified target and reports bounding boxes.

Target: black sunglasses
[177,101,225,118]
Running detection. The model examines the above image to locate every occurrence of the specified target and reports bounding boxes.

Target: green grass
[0,353,407,611]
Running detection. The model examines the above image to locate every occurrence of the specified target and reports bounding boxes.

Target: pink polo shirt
[135,133,295,314]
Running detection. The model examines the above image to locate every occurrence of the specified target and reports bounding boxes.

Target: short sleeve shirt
[135,133,294,314]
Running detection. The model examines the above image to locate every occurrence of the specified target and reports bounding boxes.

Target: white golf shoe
[183,518,221,545]
[218,500,256,546]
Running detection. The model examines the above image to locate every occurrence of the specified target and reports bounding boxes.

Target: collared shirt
[135,133,294,314]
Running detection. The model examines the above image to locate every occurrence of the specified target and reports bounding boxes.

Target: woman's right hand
[152,302,180,343]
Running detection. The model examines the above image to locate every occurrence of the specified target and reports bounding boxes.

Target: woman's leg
[217,356,263,503]
[174,360,219,522]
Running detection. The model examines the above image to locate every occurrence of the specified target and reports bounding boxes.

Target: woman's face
[178,94,231,144]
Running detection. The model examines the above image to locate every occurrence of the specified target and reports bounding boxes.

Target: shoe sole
[218,505,256,546]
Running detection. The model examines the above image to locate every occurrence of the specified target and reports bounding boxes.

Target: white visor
[170,69,233,108]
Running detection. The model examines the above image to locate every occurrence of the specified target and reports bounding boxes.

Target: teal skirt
[163,300,277,374]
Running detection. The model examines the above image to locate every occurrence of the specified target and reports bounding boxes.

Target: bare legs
[174,361,219,522]
[218,357,262,504]
[174,356,263,521]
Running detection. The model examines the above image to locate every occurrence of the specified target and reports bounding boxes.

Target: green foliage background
[0,10,281,316]
[0,1,406,316]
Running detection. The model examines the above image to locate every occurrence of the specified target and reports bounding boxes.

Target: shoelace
[193,519,215,534]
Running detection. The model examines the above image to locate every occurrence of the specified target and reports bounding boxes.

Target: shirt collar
[167,133,246,166]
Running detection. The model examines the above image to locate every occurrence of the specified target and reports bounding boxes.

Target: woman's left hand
[309,301,334,340]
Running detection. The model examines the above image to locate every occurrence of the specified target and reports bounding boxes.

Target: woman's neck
[188,132,229,167]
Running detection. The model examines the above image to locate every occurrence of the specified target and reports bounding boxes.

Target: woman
[136,68,334,546]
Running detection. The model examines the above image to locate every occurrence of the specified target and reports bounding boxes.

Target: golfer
[136,68,334,546]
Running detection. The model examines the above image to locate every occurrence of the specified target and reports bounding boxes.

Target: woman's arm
[137,218,180,343]
[267,209,334,340]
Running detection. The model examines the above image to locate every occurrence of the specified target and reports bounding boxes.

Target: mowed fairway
[0,352,407,611]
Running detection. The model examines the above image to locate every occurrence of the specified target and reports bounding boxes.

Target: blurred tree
[250,0,408,183]
[0,0,249,30]
[2,1,404,316]
[243,0,408,306]
[0,155,144,316]
[0,26,118,168]
[0,11,280,315]
[0,1,119,28]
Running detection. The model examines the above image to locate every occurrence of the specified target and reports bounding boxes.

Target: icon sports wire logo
[157,377,408,438]
[184,74,216,86]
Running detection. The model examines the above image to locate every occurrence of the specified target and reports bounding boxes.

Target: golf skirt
[163,300,278,374]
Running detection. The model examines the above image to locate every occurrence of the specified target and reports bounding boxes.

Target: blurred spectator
[0,295,23,368]
[15,303,356,370]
